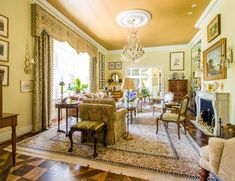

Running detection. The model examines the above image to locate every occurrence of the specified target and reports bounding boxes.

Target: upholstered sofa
[199,137,235,181]
[78,99,127,145]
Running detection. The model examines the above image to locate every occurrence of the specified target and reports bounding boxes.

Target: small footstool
[68,121,107,157]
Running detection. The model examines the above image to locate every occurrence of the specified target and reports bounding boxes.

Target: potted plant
[140,87,150,98]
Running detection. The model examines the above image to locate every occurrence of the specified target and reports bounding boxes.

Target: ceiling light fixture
[187,12,193,15]
[191,4,197,8]
[117,10,151,64]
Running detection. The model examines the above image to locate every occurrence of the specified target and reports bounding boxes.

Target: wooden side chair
[156,95,189,139]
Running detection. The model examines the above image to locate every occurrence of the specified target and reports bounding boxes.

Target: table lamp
[59,80,65,103]
[121,78,136,140]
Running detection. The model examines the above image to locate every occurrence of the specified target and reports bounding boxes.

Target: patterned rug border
[15,125,200,179]
[15,142,199,179]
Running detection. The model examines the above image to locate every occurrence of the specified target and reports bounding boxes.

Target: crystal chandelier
[117,10,151,64]
[122,19,144,63]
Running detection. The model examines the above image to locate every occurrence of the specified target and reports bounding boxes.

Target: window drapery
[31,4,98,132]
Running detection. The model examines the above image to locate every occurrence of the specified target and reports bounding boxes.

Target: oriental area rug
[15,111,201,180]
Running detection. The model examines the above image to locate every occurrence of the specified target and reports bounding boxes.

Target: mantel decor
[207,14,221,43]
[203,38,227,81]
[170,51,184,71]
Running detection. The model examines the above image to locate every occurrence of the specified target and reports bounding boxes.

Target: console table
[0,69,18,164]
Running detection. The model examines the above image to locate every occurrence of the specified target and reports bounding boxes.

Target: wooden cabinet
[168,80,188,103]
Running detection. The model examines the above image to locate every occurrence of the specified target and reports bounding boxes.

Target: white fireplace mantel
[195,91,229,136]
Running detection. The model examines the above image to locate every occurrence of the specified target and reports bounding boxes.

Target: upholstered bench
[68,121,107,157]
[0,149,13,181]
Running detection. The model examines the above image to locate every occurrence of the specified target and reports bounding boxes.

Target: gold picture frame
[207,14,221,42]
[0,64,9,86]
[0,14,9,38]
[203,38,227,81]
[0,39,9,62]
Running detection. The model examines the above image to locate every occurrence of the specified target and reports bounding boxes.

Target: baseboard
[0,125,32,143]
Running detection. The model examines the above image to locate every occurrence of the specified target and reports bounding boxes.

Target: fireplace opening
[200,98,215,132]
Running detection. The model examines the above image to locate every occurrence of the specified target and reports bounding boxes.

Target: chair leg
[153,107,155,116]
[93,133,98,157]
[68,130,74,152]
[103,125,107,147]
[156,118,159,134]
[199,167,209,181]
[177,123,180,139]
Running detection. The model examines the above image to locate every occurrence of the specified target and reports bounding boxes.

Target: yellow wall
[200,0,235,124]
[0,0,33,140]
[106,47,191,96]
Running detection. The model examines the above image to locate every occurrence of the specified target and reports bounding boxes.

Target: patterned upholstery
[79,103,127,145]
[72,121,105,131]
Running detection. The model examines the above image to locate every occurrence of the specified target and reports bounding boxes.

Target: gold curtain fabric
[32,31,53,132]
[31,3,98,58]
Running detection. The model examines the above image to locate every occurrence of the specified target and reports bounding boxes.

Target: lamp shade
[121,78,136,90]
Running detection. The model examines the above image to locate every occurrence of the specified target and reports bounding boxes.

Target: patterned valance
[31,3,97,58]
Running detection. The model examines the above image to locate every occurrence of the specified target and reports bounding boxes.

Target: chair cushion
[161,113,185,122]
[72,121,105,131]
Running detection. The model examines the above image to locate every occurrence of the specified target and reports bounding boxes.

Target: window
[53,40,90,100]
[127,67,162,98]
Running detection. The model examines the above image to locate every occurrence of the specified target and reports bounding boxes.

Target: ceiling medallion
[117,10,151,63]
[117,10,151,28]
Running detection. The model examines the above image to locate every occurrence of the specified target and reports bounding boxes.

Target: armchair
[156,95,189,139]
[79,103,127,145]
[199,137,235,181]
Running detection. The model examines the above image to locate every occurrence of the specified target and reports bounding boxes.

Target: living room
[0,0,235,180]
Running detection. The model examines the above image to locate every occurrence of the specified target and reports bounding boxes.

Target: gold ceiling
[47,0,211,50]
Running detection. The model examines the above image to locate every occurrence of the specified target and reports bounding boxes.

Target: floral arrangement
[125,91,137,102]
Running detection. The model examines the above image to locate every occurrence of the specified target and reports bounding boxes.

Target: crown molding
[188,30,202,48]
[195,0,224,29]
[108,44,189,54]
[32,0,108,54]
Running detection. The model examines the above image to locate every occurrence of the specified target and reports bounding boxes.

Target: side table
[55,102,80,136]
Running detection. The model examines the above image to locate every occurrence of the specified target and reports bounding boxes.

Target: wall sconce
[24,41,35,74]
[221,46,233,69]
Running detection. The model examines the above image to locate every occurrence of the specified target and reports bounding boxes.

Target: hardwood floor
[1,109,209,181]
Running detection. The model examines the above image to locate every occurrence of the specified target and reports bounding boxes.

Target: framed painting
[20,80,33,92]
[115,61,122,70]
[0,14,9,38]
[203,38,226,81]
[0,39,9,62]
[207,14,221,42]
[109,62,115,70]
[170,51,184,71]
[0,64,9,86]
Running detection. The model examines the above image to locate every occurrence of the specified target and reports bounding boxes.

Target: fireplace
[200,98,215,133]
[196,91,229,136]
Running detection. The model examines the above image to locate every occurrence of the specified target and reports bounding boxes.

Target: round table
[55,101,80,136]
